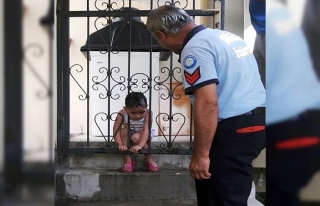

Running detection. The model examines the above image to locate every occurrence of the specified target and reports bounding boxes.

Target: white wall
[23,0,51,161]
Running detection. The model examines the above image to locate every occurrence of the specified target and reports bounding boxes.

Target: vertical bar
[127,1,132,149]
[49,25,54,167]
[107,0,111,142]
[0,0,4,199]
[4,0,23,194]
[56,0,63,163]
[217,0,225,30]
[86,0,90,147]
[57,0,70,163]
[63,0,70,158]
[168,54,173,147]
[148,0,154,149]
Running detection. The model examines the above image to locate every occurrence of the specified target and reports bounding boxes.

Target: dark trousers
[195,113,265,206]
[267,110,320,206]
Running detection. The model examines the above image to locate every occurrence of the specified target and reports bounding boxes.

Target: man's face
[152,32,167,50]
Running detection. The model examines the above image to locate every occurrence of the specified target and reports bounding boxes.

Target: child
[113,92,160,173]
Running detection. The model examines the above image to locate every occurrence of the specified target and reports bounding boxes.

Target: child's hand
[130,145,142,153]
[118,145,128,151]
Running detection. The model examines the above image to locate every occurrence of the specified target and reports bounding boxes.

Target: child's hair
[125,92,147,108]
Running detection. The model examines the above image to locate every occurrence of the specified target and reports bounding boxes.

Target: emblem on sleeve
[184,67,201,85]
[183,55,197,69]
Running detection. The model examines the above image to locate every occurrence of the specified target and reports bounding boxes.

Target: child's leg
[129,131,159,171]
[120,128,132,164]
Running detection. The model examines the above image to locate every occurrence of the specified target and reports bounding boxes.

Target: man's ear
[154,30,166,40]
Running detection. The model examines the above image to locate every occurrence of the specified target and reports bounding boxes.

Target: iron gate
[56,0,222,165]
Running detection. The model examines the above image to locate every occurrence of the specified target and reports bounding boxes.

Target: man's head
[146,5,194,53]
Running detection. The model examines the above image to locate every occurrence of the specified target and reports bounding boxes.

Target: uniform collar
[178,25,206,63]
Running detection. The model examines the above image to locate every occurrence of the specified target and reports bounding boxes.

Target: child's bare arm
[130,110,152,153]
[113,110,126,149]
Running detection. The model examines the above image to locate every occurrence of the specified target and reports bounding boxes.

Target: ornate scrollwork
[69,64,88,100]
[157,0,188,9]
[156,112,186,149]
[128,73,151,93]
[94,0,125,11]
[96,112,123,147]
[24,44,51,99]
[92,66,127,100]
[172,66,182,82]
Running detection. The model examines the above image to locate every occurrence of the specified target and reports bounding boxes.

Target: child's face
[125,106,148,121]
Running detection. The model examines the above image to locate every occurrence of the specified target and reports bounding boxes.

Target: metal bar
[57,0,70,162]
[107,0,111,143]
[56,0,64,164]
[4,0,23,194]
[127,2,132,148]
[49,26,54,168]
[68,9,219,17]
[168,54,173,148]
[86,0,90,147]
[68,147,193,155]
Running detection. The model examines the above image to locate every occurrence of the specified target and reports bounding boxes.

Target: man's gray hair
[146,5,194,34]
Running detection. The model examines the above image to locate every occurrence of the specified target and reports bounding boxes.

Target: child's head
[124,92,148,120]
[125,92,147,108]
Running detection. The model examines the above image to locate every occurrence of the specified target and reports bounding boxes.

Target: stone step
[55,169,196,203]
[64,154,191,170]
[55,169,264,205]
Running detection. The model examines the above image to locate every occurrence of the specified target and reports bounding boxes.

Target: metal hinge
[203,0,222,29]
[214,1,222,29]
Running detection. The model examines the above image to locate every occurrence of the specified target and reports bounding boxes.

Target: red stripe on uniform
[236,126,265,133]
[184,67,201,85]
[275,136,320,150]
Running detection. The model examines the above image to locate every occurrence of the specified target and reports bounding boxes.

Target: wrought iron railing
[57,0,222,164]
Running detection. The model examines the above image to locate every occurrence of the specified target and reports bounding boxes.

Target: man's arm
[189,83,218,179]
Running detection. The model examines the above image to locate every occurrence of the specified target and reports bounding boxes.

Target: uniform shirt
[266,1,320,125]
[249,0,266,35]
[179,25,265,120]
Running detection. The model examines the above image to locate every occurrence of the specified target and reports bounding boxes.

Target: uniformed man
[147,5,266,206]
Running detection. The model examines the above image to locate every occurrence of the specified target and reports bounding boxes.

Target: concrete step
[67,199,197,206]
[64,154,191,170]
[55,169,196,203]
[55,169,264,205]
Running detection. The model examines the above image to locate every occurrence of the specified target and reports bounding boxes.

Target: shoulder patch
[183,55,197,69]
[184,67,201,85]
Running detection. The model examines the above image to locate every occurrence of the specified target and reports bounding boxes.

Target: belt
[242,107,265,116]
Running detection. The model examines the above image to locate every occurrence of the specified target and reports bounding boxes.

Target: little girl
[113,92,160,173]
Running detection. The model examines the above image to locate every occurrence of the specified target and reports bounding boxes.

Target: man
[147,5,265,206]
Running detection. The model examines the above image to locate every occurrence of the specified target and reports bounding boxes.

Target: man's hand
[130,145,142,153]
[118,145,128,151]
[189,156,211,180]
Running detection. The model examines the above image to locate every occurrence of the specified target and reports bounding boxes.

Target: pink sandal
[121,159,135,173]
[145,162,160,172]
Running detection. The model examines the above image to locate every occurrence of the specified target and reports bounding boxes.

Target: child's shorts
[129,128,155,141]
